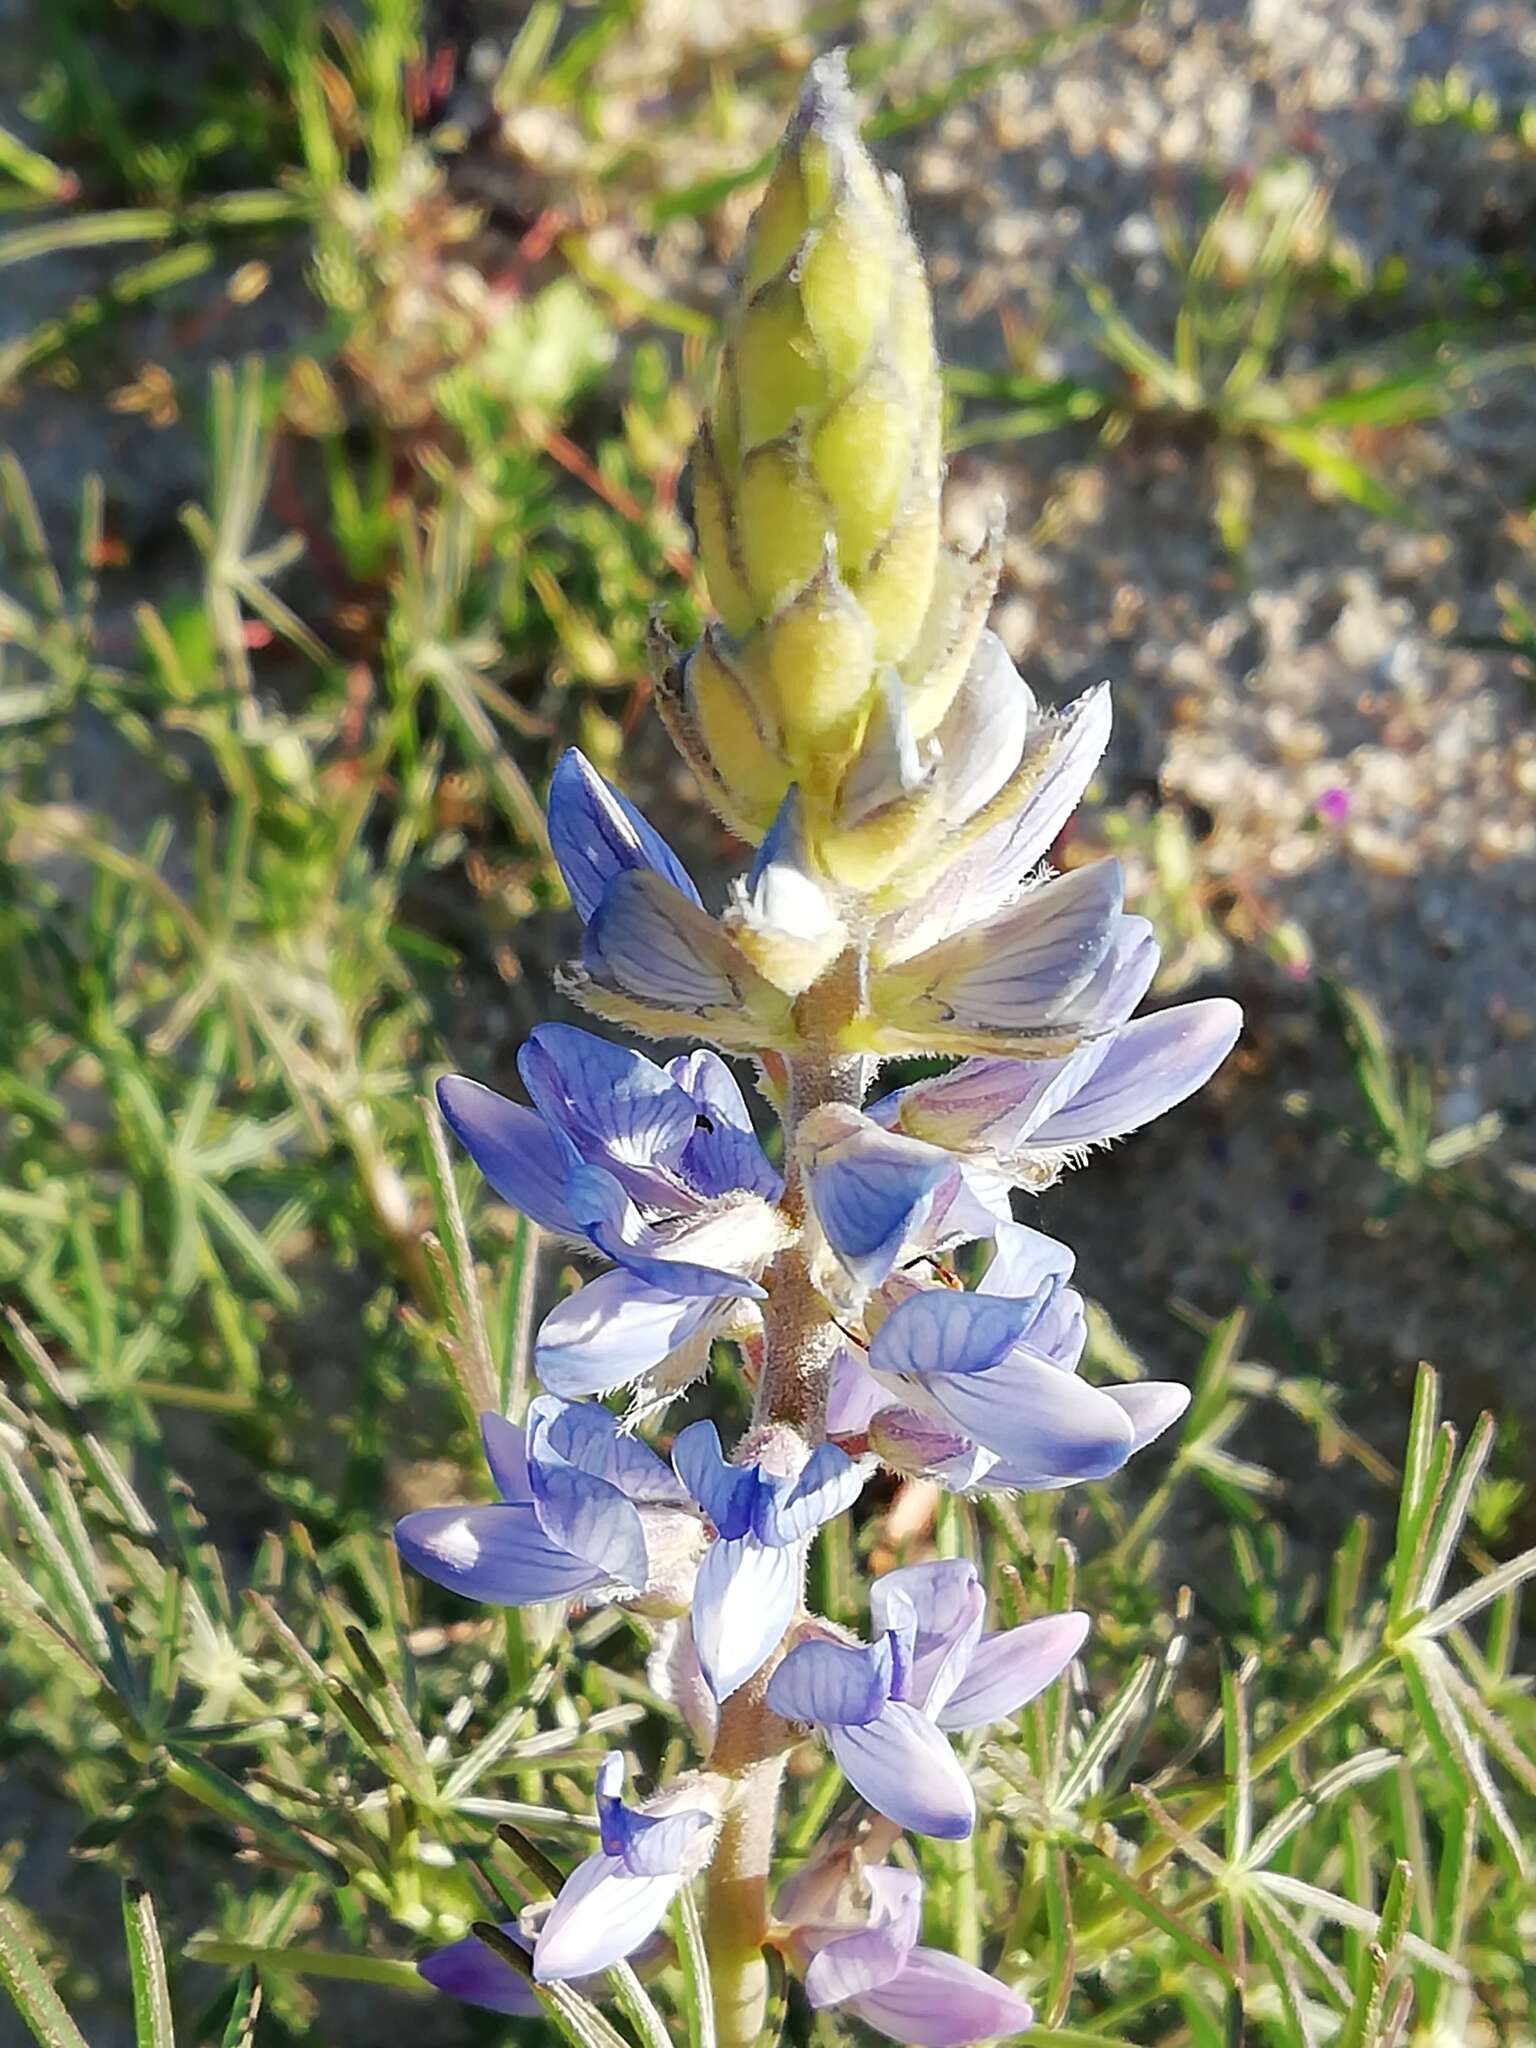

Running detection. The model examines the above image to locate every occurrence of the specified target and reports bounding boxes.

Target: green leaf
[123,1885,175,2048]
[1337,1861,1414,2048]
[216,1971,260,2048]
[676,1884,717,2048]
[1418,1540,1536,1640]
[183,1943,425,1994]
[1077,1845,1238,1988]
[0,1896,91,2048]
[1400,1645,1526,1873]
[1261,424,1412,521]
[163,1751,348,1886]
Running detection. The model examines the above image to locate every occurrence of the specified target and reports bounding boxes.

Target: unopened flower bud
[677,51,1001,865]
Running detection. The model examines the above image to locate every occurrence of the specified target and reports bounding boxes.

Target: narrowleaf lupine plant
[399,55,1241,2047]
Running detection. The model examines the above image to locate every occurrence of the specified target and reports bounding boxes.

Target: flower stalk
[705,1046,868,2044]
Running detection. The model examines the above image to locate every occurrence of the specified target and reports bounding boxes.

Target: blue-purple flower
[534,1750,719,1981]
[438,1021,791,1400]
[418,1923,543,2017]
[673,1420,866,1701]
[415,1754,703,2009]
[783,1861,1035,2046]
[394,1397,701,1612]
[796,1102,1008,1307]
[547,748,802,1048]
[828,1223,1189,1492]
[766,1558,1086,1838]
[547,744,1150,1063]
[859,854,1146,1059]
[874,991,1242,1193]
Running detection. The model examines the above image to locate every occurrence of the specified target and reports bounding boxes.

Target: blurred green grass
[1,2,1534,2043]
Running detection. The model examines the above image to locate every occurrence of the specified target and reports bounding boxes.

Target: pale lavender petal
[594,1754,713,1878]
[848,1949,1035,2046]
[936,1611,1090,1731]
[880,1046,1104,1157]
[532,1848,684,1982]
[876,680,1112,965]
[436,1076,580,1235]
[583,870,745,1014]
[418,1924,541,2016]
[1044,912,1153,1037]
[868,1406,989,1485]
[921,1349,1136,1483]
[547,748,701,922]
[838,671,930,829]
[536,1273,727,1398]
[1025,1284,1088,1372]
[522,1465,650,1590]
[1028,999,1242,1149]
[911,859,1125,1030]
[394,1504,607,1606]
[568,1163,762,1301]
[1106,1379,1191,1451]
[589,1230,766,1304]
[862,1865,925,1947]
[480,1412,532,1502]
[691,1534,800,1701]
[827,1346,894,1435]
[738,788,848,973]
[766,1636,892,1728]
[922,1161,1013,1249]
[667,1047,755,1130]
[991,677,1113,880]
[870,1561,984,1718]
[1095,914,1160,1025]
[830,1701,976,1839]
[804,1924,912,2008]
[762,1442,865,1544]
[803,1116,953,1293]
[672,1420,760,1538]
[869,1290,1042,1384]
[934,632,1035,824]
[870,1561,978,1648]
[977,1222,1076,1301]
[617,1806,712,1878]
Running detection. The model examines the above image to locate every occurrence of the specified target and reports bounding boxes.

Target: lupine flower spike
[402,50,1241,2048]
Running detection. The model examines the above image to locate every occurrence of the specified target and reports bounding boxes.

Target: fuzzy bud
[676,52,997,877]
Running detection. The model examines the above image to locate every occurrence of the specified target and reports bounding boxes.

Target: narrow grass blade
[1079,1844,1239,1989]
[183,1943,425,1993]
[0,1897,91,2048]
[123,1885,175,2048]
[676,1883,717,2048]
[216,1971,260,2047]
[163,1751,347,1885]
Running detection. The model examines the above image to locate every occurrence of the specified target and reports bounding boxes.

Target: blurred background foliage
[1,0,1534,2043]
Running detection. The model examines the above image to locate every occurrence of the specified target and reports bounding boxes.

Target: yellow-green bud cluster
[661,54,999,893]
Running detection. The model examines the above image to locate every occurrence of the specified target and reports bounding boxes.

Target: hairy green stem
[705,1046,867,2048]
